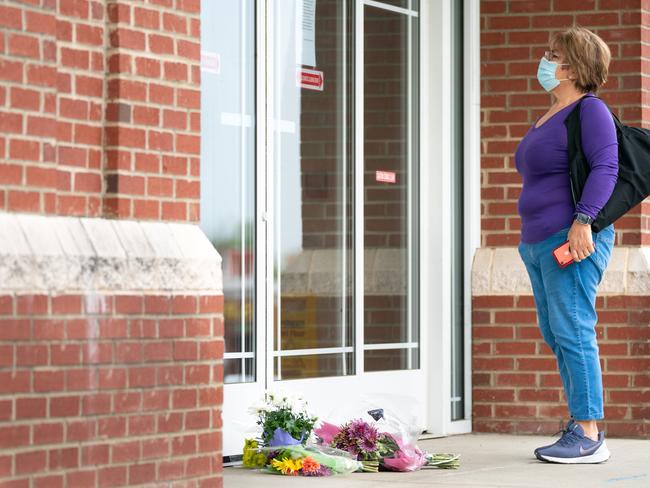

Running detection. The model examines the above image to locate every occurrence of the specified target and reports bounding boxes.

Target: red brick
[66,470,96,488]
[115,295,143,314]
[50,396,81,417]
[76,25,103,46]
[162,13,187,34]
[0,425,30,448]
[128,414,155,436]
[133,105,160,125]
[11,87,40,111]
[142,388,168,411]
[129,463,155,485]
[0,5,22,29]
[10,139,41,161]
[34,475,64,488]
[61,47,90,70]
[172,389,197,409]
[148,34,174,55]
[16,397,47,419]
[52,295,82,314]
[198,387,221,407]
[109,28,145,50]
[177,88,200,109]
[171,434,196,455]
[518,388,559,402]
[0,60,23,83]
[516,357,557,371]
[197,432,221,453]
[154,366,180,387]
[34,423,64,445]
[9,33,40,59]
[143,342,172,362]
[8,190,40,211]
[187,411,211,431]
[16,450,47,475]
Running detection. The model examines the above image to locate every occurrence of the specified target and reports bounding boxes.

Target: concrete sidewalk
[224,432,649,487]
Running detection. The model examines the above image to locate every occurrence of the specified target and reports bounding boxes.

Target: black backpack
[565,94,650,232]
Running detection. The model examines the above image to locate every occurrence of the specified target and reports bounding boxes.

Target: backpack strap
[564,93,620,207]
[564,95,592,207]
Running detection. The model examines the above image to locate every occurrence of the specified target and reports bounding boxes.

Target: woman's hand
[568,220,595,262]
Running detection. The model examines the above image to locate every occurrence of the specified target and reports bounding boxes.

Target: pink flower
[314,421,341,445]
[382,444,427,472]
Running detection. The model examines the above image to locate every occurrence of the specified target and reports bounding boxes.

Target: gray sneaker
[533,418,577,458]
[535,421,610,464]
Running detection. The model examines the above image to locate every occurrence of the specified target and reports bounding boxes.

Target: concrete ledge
[0,212,222,293]
[472,246,650,295]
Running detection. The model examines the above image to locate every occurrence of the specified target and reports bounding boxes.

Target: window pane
[272,0,355,380]
[363,5,419,371]
[200,0,256,384]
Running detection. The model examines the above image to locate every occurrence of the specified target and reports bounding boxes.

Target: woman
[515,26,618,464]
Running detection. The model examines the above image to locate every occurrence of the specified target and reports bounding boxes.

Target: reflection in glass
[363,5,419,372]
[200,0,256,384]
[272,0,354,380]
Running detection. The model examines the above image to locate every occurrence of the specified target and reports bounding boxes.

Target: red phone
[553,241,574,268]
[553,240,597,268]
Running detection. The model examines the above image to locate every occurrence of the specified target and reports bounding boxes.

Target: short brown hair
[550,26,611,94]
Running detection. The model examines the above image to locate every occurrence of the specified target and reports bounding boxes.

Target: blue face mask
[537,57,569,92]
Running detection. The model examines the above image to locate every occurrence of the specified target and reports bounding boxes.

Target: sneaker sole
[537,441,611,464]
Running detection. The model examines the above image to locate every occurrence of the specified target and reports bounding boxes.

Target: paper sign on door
[376,171,397,184]
[298,68,324,91]
[201,51,220,74]
[297,0,317,67]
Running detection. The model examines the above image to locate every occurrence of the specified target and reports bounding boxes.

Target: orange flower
[301,456,321,474]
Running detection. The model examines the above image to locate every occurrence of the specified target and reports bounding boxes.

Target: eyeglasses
[544,50,570,66]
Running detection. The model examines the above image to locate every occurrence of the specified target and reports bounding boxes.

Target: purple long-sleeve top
[515,93,619,244]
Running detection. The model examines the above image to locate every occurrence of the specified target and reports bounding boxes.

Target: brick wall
[0,0,225,485]
[475,0,650,439]
[104,0,201,222]
[0,293,224,487]
[472,294,650,437]
[0,0,201,222]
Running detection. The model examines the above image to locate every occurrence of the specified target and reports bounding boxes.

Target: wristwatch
[574,212,594,225]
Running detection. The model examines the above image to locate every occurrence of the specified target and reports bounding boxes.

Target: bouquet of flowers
[323,418,396,472]
[314,407,460,472]
[243,390,364,476]
[248,391,318,447]
[245,440,362,476]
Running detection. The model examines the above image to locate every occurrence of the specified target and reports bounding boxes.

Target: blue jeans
[517,224,615,421]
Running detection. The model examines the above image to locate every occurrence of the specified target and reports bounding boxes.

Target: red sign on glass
[298,68,324,91]
[376,171,396,184]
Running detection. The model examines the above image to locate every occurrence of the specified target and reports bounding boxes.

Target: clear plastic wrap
[313,394,459,472]
[244,440,363,476]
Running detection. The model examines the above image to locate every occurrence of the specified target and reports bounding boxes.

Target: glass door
[363,1,419,373]
[205,0,423,458]
[269,0,354,382]
[265,0,422,434]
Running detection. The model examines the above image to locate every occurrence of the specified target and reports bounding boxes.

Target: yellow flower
[270,457,303,475]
